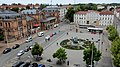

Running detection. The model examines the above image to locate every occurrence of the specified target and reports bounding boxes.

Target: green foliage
[20,8,25,11]
[39,4,47,9]
[111,37,120,67]
[0,34,4,41]
[26,5,30,9]
[11,8,19,13]
[65,7,75,22]
[107,25,118,41]
[75,6,81,12]
[83,43,101,65]
[53,48,67,61]
[31,42,43,56]
[113,53,120,67]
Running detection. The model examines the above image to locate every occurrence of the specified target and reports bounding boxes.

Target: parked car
[26,36,32,43]
[38,32,44,37]
[45,35,50,41]
[50,33,53,37]
[29,63,38,67]
[52,32,57,35]
[12,44,20,49]
[19,62,30,67]
[38,64,45,67]
[17,52,24,57]
[17,50,24,57]
[29,45,33,50]
[24,46,30,52]
[54,24,59,28]
[12,61,24,67]
[3,48,12,54]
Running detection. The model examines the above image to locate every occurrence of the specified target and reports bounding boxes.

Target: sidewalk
[0,30,47,54]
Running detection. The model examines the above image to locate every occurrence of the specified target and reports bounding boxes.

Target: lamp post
[91,38,94,67]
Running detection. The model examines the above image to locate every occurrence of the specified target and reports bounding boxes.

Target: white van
[38,32,44,37]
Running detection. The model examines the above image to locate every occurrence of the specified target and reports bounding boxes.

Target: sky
[0,0,120,5]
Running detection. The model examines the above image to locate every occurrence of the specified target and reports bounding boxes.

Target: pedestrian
[57,42,58,46]
[67,60,69,66]
[102,42,103,44]
[67,32,68,35]
[106,48,107,51]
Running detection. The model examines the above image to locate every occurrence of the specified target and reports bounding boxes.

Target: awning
[40,17,56,22]
[33,24,40,27]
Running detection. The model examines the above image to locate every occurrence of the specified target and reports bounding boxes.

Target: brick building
[0,10,28,42]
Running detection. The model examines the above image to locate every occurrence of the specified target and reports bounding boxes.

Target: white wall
[74,11,114,26]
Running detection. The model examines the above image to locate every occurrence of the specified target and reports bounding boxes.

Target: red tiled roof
[0,5,26,8]
[75,11,88,14]
[99,11,114,15]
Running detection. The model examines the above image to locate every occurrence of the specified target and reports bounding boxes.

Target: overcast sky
[0,0,120,5]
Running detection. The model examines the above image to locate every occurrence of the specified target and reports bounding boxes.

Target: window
[0,23,2,26]
[8,23,10,27]
[87,21,89,24]
[5,23,7,27]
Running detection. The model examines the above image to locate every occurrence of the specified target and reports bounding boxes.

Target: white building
[97,5,105,9]
[74,10,114,26]
[114,8,120,20]
[42,6,67,21]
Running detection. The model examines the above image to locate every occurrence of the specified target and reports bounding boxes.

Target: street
[0,22,113,67]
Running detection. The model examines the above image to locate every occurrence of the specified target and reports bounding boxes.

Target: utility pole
[5,29,9,48]
[51,0,52,6]
[91,38,94,67]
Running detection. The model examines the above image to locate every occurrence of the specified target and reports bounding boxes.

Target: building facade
[0,10,28,42]
[74,10,114,26]
[114,8,120,20]
[42,6,67,22]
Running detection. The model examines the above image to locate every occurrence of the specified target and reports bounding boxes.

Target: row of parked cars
[12,61,45,67]
[3,44,20,54]
[37,31,57,41]
[17,45,33,57]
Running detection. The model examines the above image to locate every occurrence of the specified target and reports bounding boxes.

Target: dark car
[29,63,38,67]
[12,44,20,49]
[3,48,12,54]
[19,62,30,67]
[12,61,24,67]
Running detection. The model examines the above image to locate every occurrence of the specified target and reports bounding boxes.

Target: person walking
[57,42,58,46]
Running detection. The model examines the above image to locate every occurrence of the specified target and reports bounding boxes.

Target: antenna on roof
[51,0,52,6]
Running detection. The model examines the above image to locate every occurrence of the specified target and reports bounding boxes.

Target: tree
[65,7,75,22]
[31,42,43,61]
[107,25,118,41]
[0,34,4,41]
[39,4,47,10]
[83,43,101,66]
[11,8,19,13]
[111,37,120,67]
[26,5,30,9]
[53,48,67,65]
[75,5,81,12]
[20,8,25,11]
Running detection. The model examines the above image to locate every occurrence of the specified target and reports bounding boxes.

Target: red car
[50,34,53,37]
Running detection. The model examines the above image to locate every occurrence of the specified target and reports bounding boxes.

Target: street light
[91,38,94,67]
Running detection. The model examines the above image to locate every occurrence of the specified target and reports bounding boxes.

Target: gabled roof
[75,11,88,14]
[99,11,114,15]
